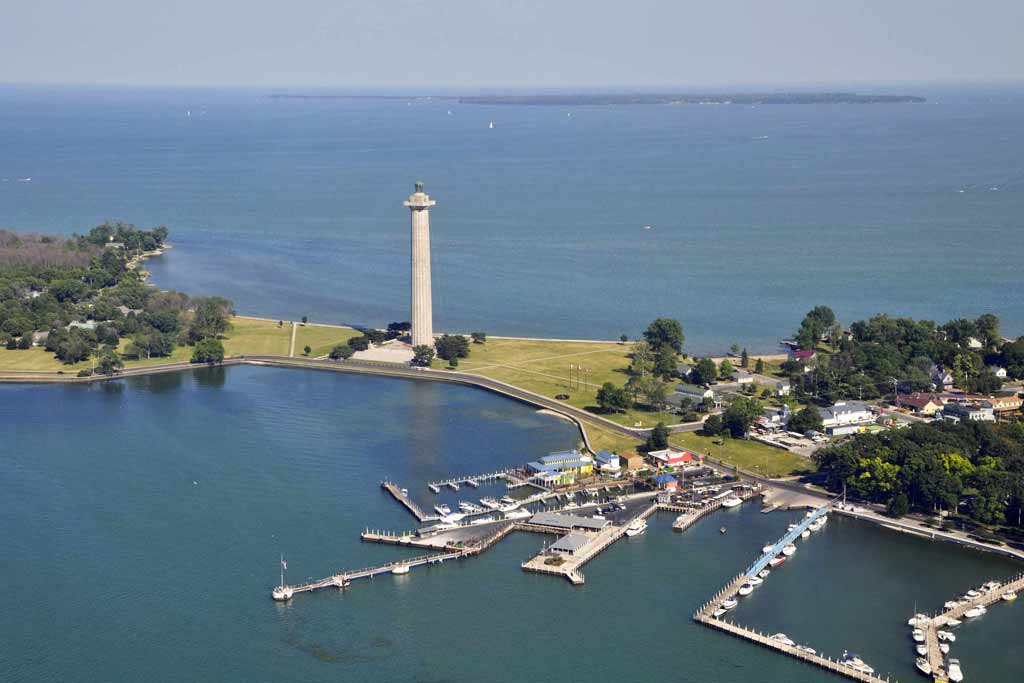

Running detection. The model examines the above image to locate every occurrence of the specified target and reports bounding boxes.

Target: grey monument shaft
[404,182,435,348]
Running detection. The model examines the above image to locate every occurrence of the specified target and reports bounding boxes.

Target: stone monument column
[404,182,435,348]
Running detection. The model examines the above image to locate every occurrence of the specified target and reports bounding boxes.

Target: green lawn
[669,432,814,478]
[293,323,360,357]
[435,337,684,427]
[586,424,644,454]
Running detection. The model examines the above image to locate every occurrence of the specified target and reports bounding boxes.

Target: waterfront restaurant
[526,451,595,480]
[549,534,590,557]
[653,473,679,492]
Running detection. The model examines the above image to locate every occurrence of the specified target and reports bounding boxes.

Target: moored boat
[479,497,500,509]
[625,518,648,537]
[762,543,775,554]
[800,529,811,539]
[907,613,928,627]
[769,555,786,568]
[391,564,410,575]
[712,608,727,618]
[1002,591,1018,601]
[915,643,927,656]
[964,605,986,618]
[795,645,815,655]
[939,642,949,654]
[915,657,932,675]
[937,630,955,642]
[721,495,742,508]
[758,568,770,579]
[747,576,763,586]
[912,628,925,642]
[948,658,963,682]
[721,597,738,610]
[946,618,962,626]
[433,504,451,516]
[738,583,754,596]
[782,543,797,557]
[841,652,875,675]
[770,633,795,646]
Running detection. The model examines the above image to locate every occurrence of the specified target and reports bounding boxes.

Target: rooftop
[529,511,609,531]
[550,534,591,553]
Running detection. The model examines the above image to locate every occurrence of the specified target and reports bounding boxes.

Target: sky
[1,0,1022,88]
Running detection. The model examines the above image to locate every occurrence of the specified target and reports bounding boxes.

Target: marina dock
[280,523,514,599]
[426,469,521,493]
[919,571,1024,681]
[519,503,659,585]
[381,481,437,522]
[669,485,762,531]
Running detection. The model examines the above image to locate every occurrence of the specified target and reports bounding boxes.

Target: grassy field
[669,431,814,478]
[293,323,360,357]
[585,424,644,454]
[435,337,684,428]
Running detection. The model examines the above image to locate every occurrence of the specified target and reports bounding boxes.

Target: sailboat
[272,555,293,601]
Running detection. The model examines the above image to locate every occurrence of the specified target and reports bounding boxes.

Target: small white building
[817,401,874,435]
[775,381,791,397]
[988,365,1008,379]
[941,402,996,423]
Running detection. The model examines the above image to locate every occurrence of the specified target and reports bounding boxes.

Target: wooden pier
[670,486,762,532]
[381,481,437,522]
[426,469,518,493]
[918,571,1024,681]
[280,523,514,599]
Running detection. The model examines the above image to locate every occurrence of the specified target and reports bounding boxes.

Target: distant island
[269,92,925,105]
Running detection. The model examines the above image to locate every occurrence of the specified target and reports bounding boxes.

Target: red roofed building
[900,393,943,416]
[647,448,695,468]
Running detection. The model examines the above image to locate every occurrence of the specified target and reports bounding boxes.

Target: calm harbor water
[3,84,1024,352]
[2,366,1022,681]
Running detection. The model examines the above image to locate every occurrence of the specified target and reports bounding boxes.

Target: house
[775,381,791,397]
[653,473,679,492]
[759,405,791,431]
[617,451,646,471]
[788,348,816,364]
[899,392,944,416]
[732,370,754,385]
[930,364,955,390]
[941,402,995,423]
[66,320,97,331]
[31,331,49,347]
[549,534,591,556]
[676,361,691,379]
[674,384,721,408]
[987,365,1008,379]
[817,401,874,435]
[986,393,1023,418]
[117,305,144,317]
[966,337,984,350]
[594,450,621,474]
[647,448,694,469]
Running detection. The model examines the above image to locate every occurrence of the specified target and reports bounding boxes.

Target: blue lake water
[2,366,1022,681]
[2,84,1024,352]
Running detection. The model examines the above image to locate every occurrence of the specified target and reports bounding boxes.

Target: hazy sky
[2,0,1022,88]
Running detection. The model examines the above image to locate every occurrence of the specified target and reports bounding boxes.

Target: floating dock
[426,470,516,493]
[671,486,762,532]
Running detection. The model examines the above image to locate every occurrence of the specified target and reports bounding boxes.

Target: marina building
[529,512,609,532]
[526,451,595,481]
[549,534,591,556]
[594,450,621,474]
[653,473,679,491]
[647,448,695,469]
[817,401,874,435]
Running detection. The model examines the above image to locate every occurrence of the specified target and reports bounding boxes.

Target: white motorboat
[458,502,476,512]
[758,569,770,579]
[782,543,797,557]
[440,513,466,524]
[965,589,980,599]
[944,600,961,610]
[787,523,798,532]
[762,544,775,554]
[916,657,932,675]
[479,497,500,509]
[433,504,451,516]
[984,580,1000,590]
[498,502,520,513]
[747,576,763,586]
[841,652,875,675]
[712,608,727,618]
[770,633,795,646]
[948,658,963,682]
[800,529,811,539]
[939,642,949,654]
[721,496,742,508]
[964,605,986,618]
[564,502,579,510]
[500,496,516,504]
[504,508,531,520]
[907,613,928,627]
[469,516,494,525]
[271,585,294,601]
[769,555,787,568]
[1002,591,1018,601]
[946,618,962,626]
[391,564,410,575]
[721,598,738,610]
[738,583,754,596]
[795,645,815,655]
[915,643,927,656]
[912,628,925,643]
[625,519,648,537]
[937,630,955,642]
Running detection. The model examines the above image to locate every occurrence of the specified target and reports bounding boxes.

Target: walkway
[289,322,297,357]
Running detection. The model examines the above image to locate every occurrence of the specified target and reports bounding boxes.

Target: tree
[636,377,669,411]
[619,334,628,343]
[653,346,677,379]
[702,414,723,436]
[411,344,435,367]
[796,305,836,350]
[301,316,308,325]
[691,358,718,385]
[629,341,654,377]
[363,328,387,345]
[719,359,734,380]
[596,382,630,413]
[95,348,124,375]
[435,334,470,361]
[5,337,17,350]
[348,336,370,352]
[754,358,765,374]
[191,338,225,364]
[303,345,312,356]
[448,356,459,368]
[188,297,233,342]
[17,333,32,350]
[645,422,669,451]
[470,331,487,344]
[643,318,685,354]
[886,493,910,517]
[722,396,762,438]
[329,344,354,360]
[741,348,749,368]
[788,406,824,434]
[730,343,740,356]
